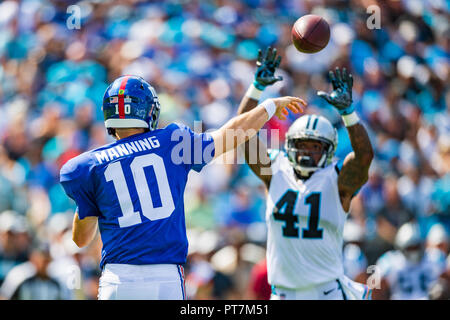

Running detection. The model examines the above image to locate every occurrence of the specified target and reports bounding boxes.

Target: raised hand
[254,46,283,89]
[317,67,354,115]
[272,96,307,120]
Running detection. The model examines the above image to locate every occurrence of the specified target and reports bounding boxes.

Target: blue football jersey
[60,123,215,269]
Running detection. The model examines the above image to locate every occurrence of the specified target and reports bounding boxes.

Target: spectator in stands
[0,240,64,300]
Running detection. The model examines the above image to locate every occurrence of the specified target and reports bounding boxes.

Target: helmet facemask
[286,137,334,179]
[284,115,338,179]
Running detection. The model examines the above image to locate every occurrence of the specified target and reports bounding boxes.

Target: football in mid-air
[291,14,330,54]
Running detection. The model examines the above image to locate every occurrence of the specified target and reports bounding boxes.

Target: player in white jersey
[375,222,447,300]
[236,47,374,299]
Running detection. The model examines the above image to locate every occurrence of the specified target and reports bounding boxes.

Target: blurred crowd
[0,0,448,300]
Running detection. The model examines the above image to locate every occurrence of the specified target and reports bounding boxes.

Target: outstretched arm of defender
[338,123,374,211]
[237,96,273,188]
[318,68,373,212]
[236,47,285,188]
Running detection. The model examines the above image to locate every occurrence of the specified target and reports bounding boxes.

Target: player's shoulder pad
[170,122,193,132]
[59,152,94,182]
[167,122,201,141]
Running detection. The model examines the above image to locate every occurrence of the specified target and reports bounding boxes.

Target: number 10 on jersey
[104,154,175,228]
[273,190,323,239]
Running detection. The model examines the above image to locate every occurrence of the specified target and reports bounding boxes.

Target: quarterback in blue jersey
[59,74,306,299]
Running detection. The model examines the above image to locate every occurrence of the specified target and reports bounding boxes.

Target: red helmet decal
[117,76,130,119]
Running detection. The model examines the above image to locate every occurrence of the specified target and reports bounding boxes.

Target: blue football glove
[317,67,354,115]
[253,46,283,90]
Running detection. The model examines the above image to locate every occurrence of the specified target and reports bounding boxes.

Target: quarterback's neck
[115,128,146,140]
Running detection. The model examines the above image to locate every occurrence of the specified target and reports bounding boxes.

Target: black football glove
[253,46,283,90]
[317,67,354,115]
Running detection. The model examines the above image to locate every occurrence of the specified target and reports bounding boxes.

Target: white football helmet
[395,222,423,264]
[284,114,337,178]
[426,223,448,247]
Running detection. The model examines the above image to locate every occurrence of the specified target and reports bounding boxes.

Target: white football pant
[270,276,372,300]
[98,263,185,300]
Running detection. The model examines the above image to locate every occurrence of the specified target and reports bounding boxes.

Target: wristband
[245,83,263,100]
[342,111,360,127]
[261,99,276,120]
[253,80,266,91]
[338,104,355,116]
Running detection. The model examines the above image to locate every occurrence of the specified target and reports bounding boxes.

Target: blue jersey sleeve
[170,123,215,172]
[59,155,100,219]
